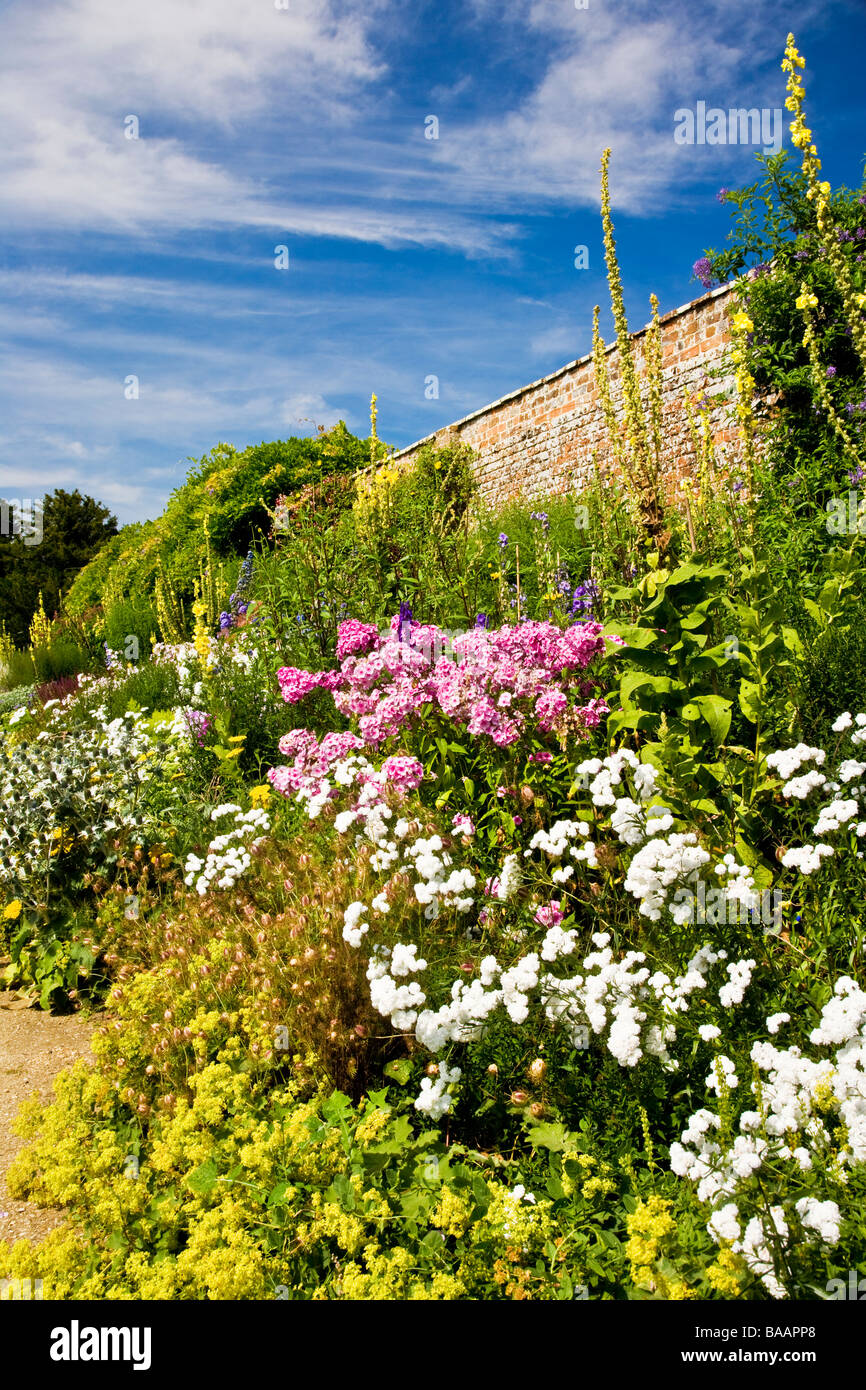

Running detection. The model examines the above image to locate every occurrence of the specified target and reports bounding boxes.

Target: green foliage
[31,640,91,684]
[65,424,373,632]
[0,489,118,645]
[102,596,159,661]
[0,647,37,691]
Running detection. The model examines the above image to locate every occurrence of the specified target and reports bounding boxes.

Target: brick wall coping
[388,281,736,464]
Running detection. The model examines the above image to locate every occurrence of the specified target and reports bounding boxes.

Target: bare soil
[0,1001,98,1246]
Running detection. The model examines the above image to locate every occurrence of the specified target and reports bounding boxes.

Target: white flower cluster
[183,804,270,894]
[719,957,756,1008]
[574,750,665,849]
[367,946,428,1031]
[495,853,522,901]
[0,707,180,893]
[414,1060,462,1118]
[624,833,710,922]
[771,717,866,874]
[527,818,597,869]
[671,979,866,1297]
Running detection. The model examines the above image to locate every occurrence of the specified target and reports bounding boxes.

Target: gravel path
[0,1003,98,1246]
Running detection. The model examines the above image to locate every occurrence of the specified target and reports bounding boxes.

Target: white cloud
[0,0,515,255]
[432,0,827,213]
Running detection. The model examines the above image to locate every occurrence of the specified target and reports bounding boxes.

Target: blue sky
[1,0,864,524]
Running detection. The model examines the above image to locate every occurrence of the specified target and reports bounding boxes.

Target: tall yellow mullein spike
[369,392,379,466]
[29,592,52,651]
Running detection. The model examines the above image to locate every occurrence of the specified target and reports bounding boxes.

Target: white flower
[795,1197,841,1245]
[706,1054,739,1093]
[496,853,522,901]
[708,1203,740,1243]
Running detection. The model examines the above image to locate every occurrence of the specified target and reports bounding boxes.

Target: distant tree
[0,489,118,645]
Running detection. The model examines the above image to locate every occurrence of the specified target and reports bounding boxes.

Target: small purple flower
[692,256,715,289]
[716,188,730,203]
[497,532,509,548]
[848,466,864,484]
[475,612,489,628]
[826,366,837,379]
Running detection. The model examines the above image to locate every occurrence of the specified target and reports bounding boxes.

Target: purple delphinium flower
[570,579,600,619]
[475,612,489,628]
[530,510,550,532]
[497,532,509,548]
[398,600,414,643]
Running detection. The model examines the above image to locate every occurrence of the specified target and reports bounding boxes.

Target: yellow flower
[731,311,754,334]
[795,288,819,311]
[249,785,271,809]
[3,900,22,921]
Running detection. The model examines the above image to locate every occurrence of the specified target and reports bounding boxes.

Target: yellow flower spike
[3,900,22,921]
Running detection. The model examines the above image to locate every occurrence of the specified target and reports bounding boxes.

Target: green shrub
[0,648,36,690]
[31,640,90,684]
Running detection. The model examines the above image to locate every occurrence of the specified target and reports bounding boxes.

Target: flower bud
[528,1058,547,1084]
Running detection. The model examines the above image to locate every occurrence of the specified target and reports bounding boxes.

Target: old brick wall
[392,283,742,505]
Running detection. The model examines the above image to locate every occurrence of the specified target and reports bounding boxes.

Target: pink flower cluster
[276,614,611,750]
[269,728,364,798]
[335,620,379,662]
[276,666,344,703]
[183,708,211,745]
[379,755,425,790]
[534,900,564,929]
[267,730,423,803]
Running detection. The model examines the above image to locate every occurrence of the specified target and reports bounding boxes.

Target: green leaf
[383,1058,414,1086]
[186,1159,219,1196]
[738,678,762,723]
[780,625,805,658]
[689,693,733,746]
[527,1122,569,1152]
